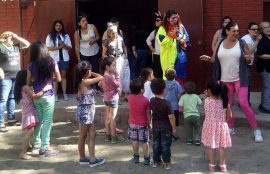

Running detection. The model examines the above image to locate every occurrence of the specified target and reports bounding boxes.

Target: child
[140,68,154,100]
[74,61,105,167]
[149,78,176,170]
[128,78,151,165]
[201,81,232,172]
[179,81,202,145]
[164,68,183,142]
[14,70,51,160]
[100,57,124,143]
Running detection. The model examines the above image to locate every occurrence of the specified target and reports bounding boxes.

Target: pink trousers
[224,81,257,129]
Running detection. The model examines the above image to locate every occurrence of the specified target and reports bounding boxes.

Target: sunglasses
[156,19,162,22]
[249,28,258,31]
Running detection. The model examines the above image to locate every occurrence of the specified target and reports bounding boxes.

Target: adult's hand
[199,55,211,62]
[0,68,4,80]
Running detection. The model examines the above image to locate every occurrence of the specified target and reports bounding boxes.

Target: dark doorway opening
[263,2,270,21]
[76,0,158,49]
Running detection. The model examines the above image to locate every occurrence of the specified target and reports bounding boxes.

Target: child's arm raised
[82,72,104,86]
[168,114,176,135]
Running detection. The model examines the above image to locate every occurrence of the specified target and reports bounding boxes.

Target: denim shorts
[104,100,118,108]
[58,60,69,70]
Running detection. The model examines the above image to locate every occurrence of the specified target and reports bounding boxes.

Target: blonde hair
[0,31,13,43]
[107,25,118,38]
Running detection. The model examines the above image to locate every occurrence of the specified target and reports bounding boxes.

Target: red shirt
[128,94,150,126]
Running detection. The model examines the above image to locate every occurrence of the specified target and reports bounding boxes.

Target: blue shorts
[104,100,118,108]
[58,60,69,70]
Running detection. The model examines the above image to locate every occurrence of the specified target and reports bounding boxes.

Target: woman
[0,31,30,132]
[211,16,232,52]
[157,10,190,85]
[146,12,163,78]
[74,15,100,91]
[46,19,72,102]
[241,22,261,105]
[102,25,129,103]
[27,41,61,156]
[200,21,263,143]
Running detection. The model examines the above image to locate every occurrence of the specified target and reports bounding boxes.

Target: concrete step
[9,93,270,129]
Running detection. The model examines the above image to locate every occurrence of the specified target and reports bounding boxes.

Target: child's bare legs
[19,128,34,160]
[142,142,149,157]
[132,141,139,155]
[88,124,96,161]
[208,147,216,165]
[109,107,118,137]
[218,147,226,165]
[78,125,89,159]
[105,106,111,136]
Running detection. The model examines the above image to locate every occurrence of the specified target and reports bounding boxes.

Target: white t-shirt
[146,30,160,55]
[218,41,241,82]
[241,34,256,65]
[79,24,99,56]
[143,81,154,100]
[46,34,72,62]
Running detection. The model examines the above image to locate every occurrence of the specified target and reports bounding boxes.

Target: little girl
[74,61,105,167]
[201,81,232,172]
[14,70,51,160]
[140,68,155,100]
[100,57,124,143]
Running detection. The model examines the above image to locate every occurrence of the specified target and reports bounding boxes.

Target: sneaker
[229,128,236,135]
[31,146,40,154]
[105,134,111,142]
[0,124,8,132]
[208,163,215,172]
[89,158,106,167]
[39,148,58,157]
[143,156,150,166]
[133,154,139,163]
[164,162,171,170]
[55,95,59,102]
[152,161,160,168]
[186,139,193,145]
[116,128,123,134]
[254,129,263,143]
[79,156,90,165]
[172,135,180,143]
[219,164,227,172]
[258,104,270,114]
[195,139,201,146]
[111,136,125,144]
[7,115,17,124]
[63,94,69,101]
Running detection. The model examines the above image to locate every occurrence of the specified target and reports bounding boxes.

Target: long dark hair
[207,81,229,108]
[222,21,237,38]
[77,15,88,39]
[49,19,66,46]
[221,16,232,27]
[14,70,27,104]
[101,56,115,75]
[74,61,92,91]
[30,41,55,83]
[163,10,177,33]
[140,68,153,83]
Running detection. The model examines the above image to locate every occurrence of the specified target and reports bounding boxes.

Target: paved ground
[0,92,269,174]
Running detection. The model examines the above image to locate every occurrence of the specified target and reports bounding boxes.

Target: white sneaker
[254,129,263,143]
[229,128,235,135]
[63,94,69,101]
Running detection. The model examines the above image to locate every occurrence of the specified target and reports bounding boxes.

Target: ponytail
[219,82,229,108]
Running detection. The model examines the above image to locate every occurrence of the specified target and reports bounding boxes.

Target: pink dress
[201,97,231,148]
[21,91,39,130]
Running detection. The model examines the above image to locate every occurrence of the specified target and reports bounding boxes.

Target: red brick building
[0,0,269,92]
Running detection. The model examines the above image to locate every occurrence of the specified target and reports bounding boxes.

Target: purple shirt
[28,61,55,96]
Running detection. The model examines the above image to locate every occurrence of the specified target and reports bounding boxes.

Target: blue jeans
[0,79,15,124]
[261,71,270,110]
[152,128,172,163]
[136,49,148,76]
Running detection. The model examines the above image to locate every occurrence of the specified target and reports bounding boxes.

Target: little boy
[179,81,202,145]
[150,78,176,170]
[128,78,151,165]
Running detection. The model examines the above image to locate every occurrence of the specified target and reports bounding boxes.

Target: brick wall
[203,0,264,91]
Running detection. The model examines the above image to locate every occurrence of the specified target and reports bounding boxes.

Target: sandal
[208,163,215,172]
[219,164,227,172]
[19,154,32,160]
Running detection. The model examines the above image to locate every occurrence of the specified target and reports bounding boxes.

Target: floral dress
[75,89,96,125]
[21,91,39,130]
[201,97,231,148]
